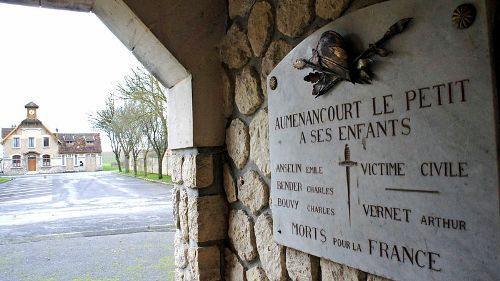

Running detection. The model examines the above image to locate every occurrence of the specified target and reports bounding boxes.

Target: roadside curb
[117,172,173,186]
[0,224,176,245]
[0,171,114,180]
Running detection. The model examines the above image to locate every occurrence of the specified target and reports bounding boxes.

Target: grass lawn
[120,170,172,184]
[0,177,9,184]
[102,163,118,171]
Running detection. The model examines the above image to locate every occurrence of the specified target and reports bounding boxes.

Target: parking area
[0,171,175,280]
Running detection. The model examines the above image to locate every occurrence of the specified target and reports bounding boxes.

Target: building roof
[57,133,102,154]
[1,102,61,145]
[25,102,39,109]
[1,120,61,145]
[20,118,43,126]
[1,128,14,139]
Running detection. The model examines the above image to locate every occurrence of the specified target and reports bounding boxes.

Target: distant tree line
[90,67,168,179]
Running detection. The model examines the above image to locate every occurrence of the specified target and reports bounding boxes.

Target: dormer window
[86,140,94,145]
[66,140,74,144]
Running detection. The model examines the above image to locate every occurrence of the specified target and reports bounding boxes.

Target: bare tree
[117,67,167,134]
[142,112,168,179]
[130,118,144,177]
[118,67,169,179]
[114,102,143,175]
[90,95,122,172]
[142,136,151,176]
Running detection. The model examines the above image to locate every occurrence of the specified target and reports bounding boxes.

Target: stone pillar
[172,148,228,281]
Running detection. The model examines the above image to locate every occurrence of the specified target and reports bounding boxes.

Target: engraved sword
[339,144,357,225]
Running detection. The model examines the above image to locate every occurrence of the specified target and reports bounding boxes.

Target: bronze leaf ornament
[294,18,413,98]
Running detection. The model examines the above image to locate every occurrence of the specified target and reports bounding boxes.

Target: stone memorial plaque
[268,0,499,280]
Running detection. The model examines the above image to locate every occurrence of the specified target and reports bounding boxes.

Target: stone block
[225,248,246,281]
[223,163,238,203]
[320,259,366,281]
[175,230,188,268]
[171,154,184,184]
[316,0,351,20]
[176,268,184,281]
[248,1,274,57]
[188,195,228,242]
[276,0,314,38]
[188,246,221,281]
[228,209,257,261]
[178,188,189,241]
[182,155,195,187]
[255,213,287,281]
[249,109,270,176]
[226,118,250,169]
[166,77,194,149]
[222,69,234,119]
[246,266,269,281]
[172,186,181,228]
[220,23,252,69]
[286,248,319,281]
[182,154,214,188]
[261,40,292,96]
[235,66,263,115]
[41,0,93,12]
[184,267,195,281]
[238,171,269,214]
[229,0,256,19]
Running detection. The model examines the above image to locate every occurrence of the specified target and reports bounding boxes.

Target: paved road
[0,172,175,280]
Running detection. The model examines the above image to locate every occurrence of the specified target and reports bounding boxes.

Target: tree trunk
[133,155,138,176]
[157,155,163,179]
[143,151,149,176]
[114,152,122,172]
[124,154,130,173]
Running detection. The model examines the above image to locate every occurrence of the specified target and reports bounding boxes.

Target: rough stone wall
[171,148,228,280]
[38,165,66,174]
[1,156,66,175]
[221,0,389,280]
[1,158,27,176]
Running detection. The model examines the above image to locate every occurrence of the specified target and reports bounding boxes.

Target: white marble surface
[268,1,499,280]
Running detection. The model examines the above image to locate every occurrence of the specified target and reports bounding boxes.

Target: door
[87,157,96,172]
[66,156,74,171]
[28,156,36,172]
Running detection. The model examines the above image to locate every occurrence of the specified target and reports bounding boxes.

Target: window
[86,140,94,145]
[74,155,78,166]
[12,155,21,167]
[42,155,51,167]
[43,137,49,147]
[28,137,35,148]
[66,140,74,144]
[12,137,20,148]
[61,155,65,165]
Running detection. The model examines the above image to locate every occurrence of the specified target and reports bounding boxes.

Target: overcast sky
[0,3,142,152]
